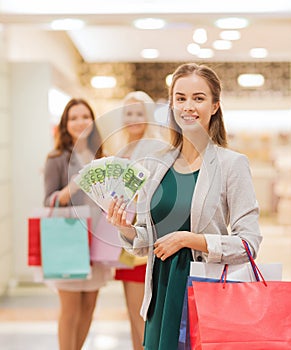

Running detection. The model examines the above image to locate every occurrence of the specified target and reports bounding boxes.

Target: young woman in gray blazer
[107,63,263,350]
[44,98,111,350]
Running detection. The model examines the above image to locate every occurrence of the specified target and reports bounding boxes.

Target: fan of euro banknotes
[74,156,150,212]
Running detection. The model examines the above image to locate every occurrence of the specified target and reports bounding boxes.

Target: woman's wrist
[182,231,208,253]
[68,180,79,196]
[119,224,137,241]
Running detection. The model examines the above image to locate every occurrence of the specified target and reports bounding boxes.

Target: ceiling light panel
[50,18,85,30]
[187,43,200,55]
[133,18,166,30]
[197,48,214,58]
[193,28,207,44]
[237,74,265,87]
[165,74,173,87]
[141,48,159,59]
[215,17,249,29]
[91,76,116,88]
[213,40,232,50]
[219,30,241,40]
[249,48,268,58]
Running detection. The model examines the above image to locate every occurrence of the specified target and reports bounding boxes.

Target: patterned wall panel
[79,61,291,101]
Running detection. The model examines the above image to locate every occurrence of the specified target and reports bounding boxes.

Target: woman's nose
[183,100,195,111]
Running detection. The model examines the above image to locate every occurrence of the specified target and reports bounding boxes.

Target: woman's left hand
[154,231,188,261]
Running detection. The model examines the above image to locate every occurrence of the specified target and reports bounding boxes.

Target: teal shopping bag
[40,217,90,279]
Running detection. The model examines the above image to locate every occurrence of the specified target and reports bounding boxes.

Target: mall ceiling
[1,1,291,63]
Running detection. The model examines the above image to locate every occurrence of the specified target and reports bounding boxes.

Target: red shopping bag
[189,280,291,349]
[28,217,42,265]
[188,242,291,350]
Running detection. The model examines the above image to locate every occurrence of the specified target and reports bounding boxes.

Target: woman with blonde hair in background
[112,91,166,350]
[43,98,112,350]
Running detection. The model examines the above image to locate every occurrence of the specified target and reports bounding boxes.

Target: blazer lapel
[145,148,179,209]
[191,143,221,233]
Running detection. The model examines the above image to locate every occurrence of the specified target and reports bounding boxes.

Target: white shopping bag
[190,261,282,281]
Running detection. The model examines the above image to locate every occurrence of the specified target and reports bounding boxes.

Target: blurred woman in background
[113,91,166,350]
[43,98,112,350]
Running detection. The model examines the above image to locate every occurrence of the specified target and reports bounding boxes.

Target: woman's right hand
[107,196,137,240]
[107,196,132,228]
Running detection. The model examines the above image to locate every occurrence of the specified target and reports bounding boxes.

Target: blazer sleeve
[118,185,151,257]
[43,156,66,206]
[204,153,262,264]
[118,155,161,257]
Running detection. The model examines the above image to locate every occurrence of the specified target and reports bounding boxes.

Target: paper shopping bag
[28,217,42,265]
[178,276,223,350]
[40,217,91,279]
[28,205,91,266]
[182,240,284,349]
[189,280,291,350]
[190,261,282,281]
[90,211,125,267]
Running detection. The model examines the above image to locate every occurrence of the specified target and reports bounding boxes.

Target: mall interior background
[0,2,290,349]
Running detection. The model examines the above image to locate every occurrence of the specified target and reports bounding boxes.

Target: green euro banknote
[74,158,108,209]
[109,159,150,205]
[74,156,150,212]
[105,156,129,193]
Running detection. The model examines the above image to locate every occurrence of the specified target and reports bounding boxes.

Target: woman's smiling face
[172,73,219,134]
[67,103,93,143]
[123,99,147,138]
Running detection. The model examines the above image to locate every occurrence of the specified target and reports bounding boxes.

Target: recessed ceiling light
[237,74,265,88]
[48,88,71,123]
[187,43,200,55]
[91,76,116,89]
[141,48,160,59]
[213,40,232,50]
[50,18,85,31]
[197,48,214,59]
[154,104,169,125]
[220,30,241,41]
[249,48,268,58]
[165,74,173,87]
[193,28,207,44]
[133,18,166,30]
[215,17,249,29]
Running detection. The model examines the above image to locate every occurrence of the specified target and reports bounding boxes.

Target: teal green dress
[143,166,199,350]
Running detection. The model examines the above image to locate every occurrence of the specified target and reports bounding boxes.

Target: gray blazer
[119,142,262,320]
[44,150,84,206]
[43,150,102,223]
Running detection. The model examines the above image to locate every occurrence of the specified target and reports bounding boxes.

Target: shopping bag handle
[48,193,60,217]
[242,240,267,286]
[220,240,267,287]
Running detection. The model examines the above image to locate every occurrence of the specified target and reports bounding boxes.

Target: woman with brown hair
[43,98,111,350]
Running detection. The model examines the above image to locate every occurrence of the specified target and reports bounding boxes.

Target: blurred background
[0,1,291,349]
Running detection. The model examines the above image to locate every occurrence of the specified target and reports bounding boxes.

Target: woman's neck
[73,138,88,152]
[174,136,207,173]
[127,132,144,143]
[180,137,203,162]
[176,146,201,173]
